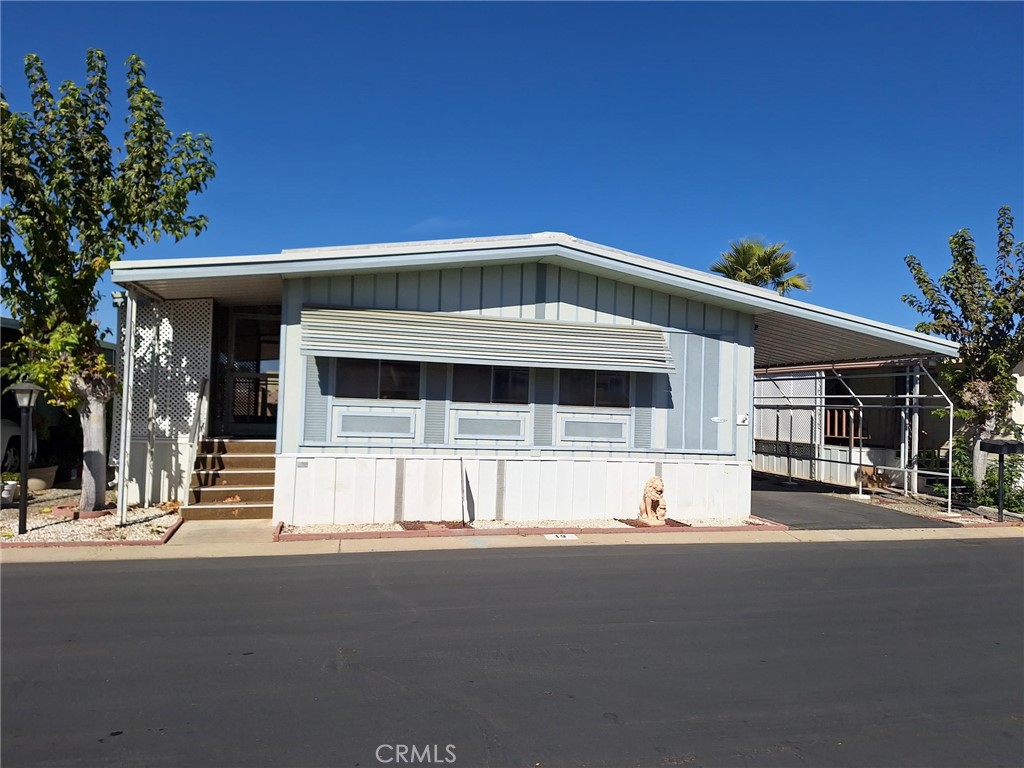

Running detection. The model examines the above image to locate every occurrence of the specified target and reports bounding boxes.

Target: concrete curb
[274,515,790,542]
[2,525,1022,564]
[0,516,184,549]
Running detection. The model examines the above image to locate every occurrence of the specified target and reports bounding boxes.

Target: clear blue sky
[2,1,1022,338]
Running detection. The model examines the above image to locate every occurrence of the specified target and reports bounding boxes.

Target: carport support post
[900,368,909,495]
[848,408,856,489]
[910,365,921,494]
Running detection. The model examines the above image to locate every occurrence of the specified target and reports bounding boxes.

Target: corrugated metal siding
[300,307,673,372]
[633,373,653,449]
[303,356,330,443]
[533,369,554,446]
[423,363,447,444]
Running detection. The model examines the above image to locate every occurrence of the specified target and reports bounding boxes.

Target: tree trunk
[78,396,108,512]
[970,429,988,493]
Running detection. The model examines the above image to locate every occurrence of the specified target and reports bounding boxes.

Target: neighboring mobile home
[109,233,957,526]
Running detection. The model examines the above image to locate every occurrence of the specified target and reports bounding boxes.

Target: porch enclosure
[110,298,211,507]
[752,363,954,509]
[110,298,280,507]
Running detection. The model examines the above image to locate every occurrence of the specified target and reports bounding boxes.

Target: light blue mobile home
[109,233,957,526]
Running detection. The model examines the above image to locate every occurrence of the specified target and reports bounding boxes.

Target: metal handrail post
[116,292,138,526]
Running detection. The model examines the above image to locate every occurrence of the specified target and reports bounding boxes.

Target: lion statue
[638,476,668,525]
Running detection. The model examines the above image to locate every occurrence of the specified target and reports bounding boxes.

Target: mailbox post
[979,439,1024,523]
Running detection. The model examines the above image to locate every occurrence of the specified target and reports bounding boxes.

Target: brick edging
[275,516,789,542]
[0,516,184,549]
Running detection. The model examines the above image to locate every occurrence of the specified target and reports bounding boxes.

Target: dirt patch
[398,520,470,531]
[616,518,689,529]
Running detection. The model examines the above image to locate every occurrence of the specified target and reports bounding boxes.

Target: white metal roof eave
[109,232,959,361]
[541,244,959,360]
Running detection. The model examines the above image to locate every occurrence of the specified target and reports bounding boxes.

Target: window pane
[452,365,491,403]
[493,367,529,404]
[559,369,595,406]
[335,358,379,399]
[234,317,279,374]
[380,361,421,400]
[596,371,630,407]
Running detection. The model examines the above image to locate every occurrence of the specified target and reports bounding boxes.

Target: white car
[1,418,22,473]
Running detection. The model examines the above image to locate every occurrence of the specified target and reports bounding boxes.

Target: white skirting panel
[123,438,193,506]
[274,455,751,526]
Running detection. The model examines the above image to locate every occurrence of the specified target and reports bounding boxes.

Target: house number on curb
[544,533,578,540]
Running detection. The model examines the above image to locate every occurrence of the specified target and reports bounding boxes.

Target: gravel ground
[282,522,403,534]
[0,485,180,543]
[469,518,632,529]
[868,491,1012,524]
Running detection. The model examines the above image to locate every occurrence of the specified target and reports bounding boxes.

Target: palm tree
[710,239,811,296]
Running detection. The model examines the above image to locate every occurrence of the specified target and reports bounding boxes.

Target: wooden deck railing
[824,407,869,441]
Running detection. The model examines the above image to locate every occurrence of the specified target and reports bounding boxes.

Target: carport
[748,287,961,519]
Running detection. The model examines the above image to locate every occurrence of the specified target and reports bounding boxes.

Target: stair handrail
[184,377,210,504]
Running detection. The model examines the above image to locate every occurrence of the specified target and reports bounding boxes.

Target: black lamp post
[11,381,43,535]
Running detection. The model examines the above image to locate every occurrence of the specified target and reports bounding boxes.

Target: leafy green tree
[710,238,811,295]
[903,206,1024,490]
[1,49,215,511]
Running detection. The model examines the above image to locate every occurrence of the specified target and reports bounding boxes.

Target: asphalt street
[2,540,1022,768]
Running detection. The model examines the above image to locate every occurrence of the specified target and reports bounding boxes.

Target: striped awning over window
[299,307,674,373]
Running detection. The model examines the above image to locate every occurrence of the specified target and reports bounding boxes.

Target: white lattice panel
[125,299,213,439]
[155,300,213,438]
[130,302,160,438]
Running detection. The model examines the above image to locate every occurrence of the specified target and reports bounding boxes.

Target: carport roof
[110,232,958,369]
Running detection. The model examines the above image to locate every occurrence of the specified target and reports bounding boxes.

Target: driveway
[752,474,960,530]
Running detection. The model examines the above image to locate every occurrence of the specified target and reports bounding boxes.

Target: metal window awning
[299,307,675,373]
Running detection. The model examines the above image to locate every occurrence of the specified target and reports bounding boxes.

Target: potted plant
[27,453,58,492]
[1,472,17,504]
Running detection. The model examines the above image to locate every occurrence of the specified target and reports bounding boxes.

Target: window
[559,370,630,408]
[334,359,421,400]
[452,365,529,404]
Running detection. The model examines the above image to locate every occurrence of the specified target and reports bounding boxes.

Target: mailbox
[979,439,1023,522]
[979,439,1024,455]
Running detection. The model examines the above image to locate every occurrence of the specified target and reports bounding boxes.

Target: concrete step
[191,469,276,488]
[181,503,274,521]
[190,485,275,504]
[194,454,276,471]
[199,438,276,455]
